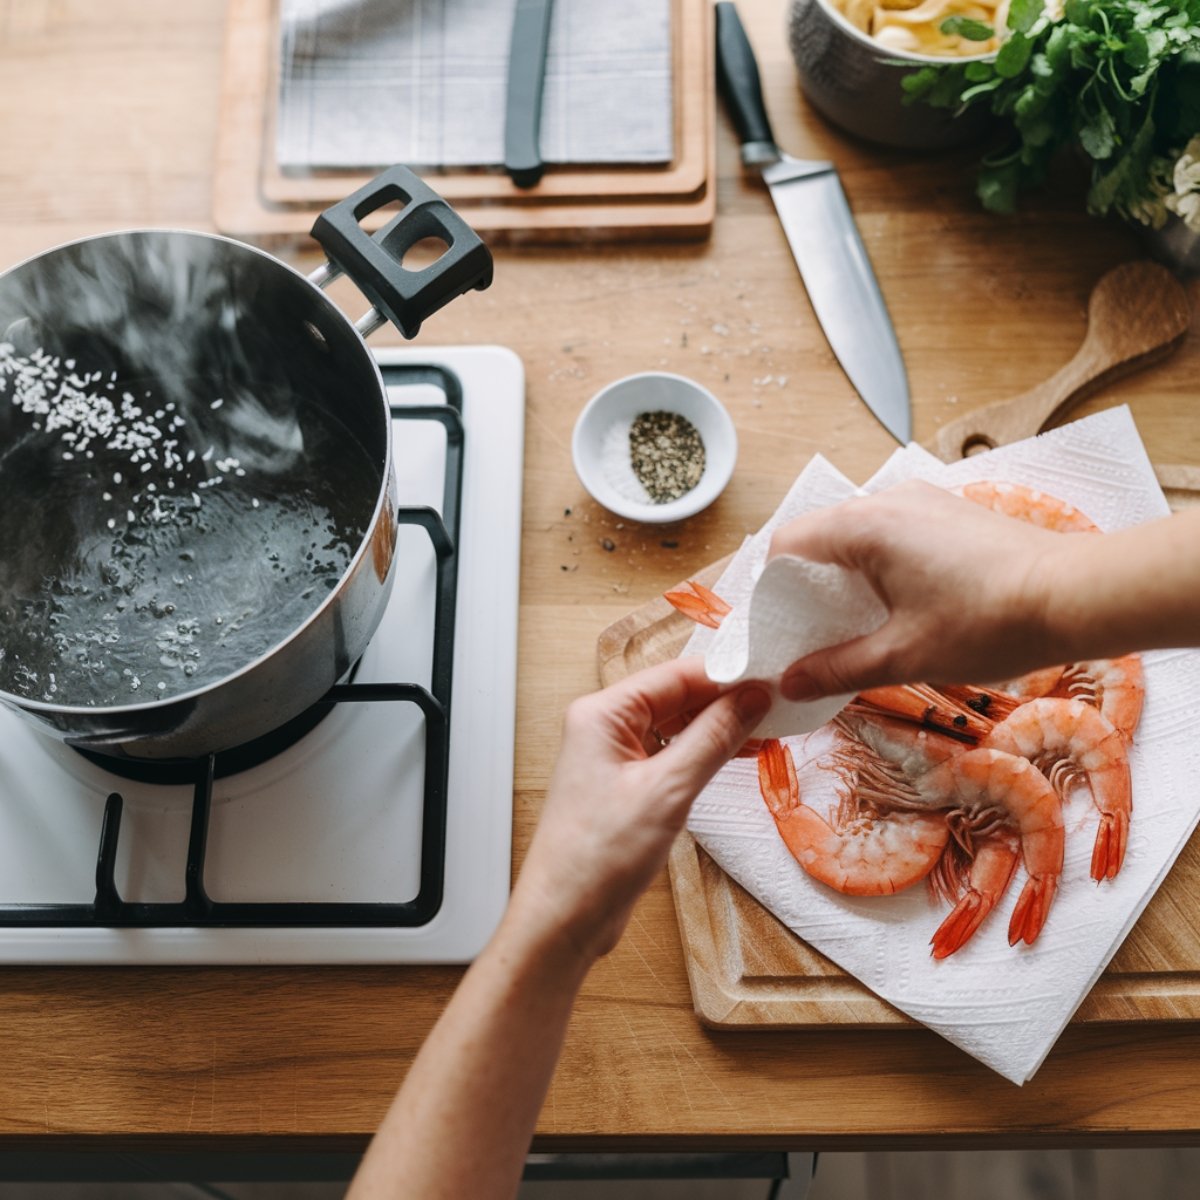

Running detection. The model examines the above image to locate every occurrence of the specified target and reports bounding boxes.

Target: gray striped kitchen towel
[277,0,674,169]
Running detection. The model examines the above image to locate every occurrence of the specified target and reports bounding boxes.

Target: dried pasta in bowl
[833,0,1007,55]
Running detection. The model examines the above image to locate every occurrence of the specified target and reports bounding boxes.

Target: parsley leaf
[903,0,1200,216]
[940,15,996,39]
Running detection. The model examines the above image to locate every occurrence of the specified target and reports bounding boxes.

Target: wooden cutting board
[212,0,714,241]
[597,469,1200,1028]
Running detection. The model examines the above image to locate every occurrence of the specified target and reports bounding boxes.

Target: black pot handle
[310,166,494,340]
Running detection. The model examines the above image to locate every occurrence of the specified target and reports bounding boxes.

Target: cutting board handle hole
[960,433,998,458]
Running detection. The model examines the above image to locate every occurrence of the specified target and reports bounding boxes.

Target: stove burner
[0,364,467,930]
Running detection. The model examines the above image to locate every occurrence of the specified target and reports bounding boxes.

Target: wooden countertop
[3,0,1200,1153]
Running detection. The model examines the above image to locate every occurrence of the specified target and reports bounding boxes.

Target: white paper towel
[684,407,1200,1084]
[705,555,887,738]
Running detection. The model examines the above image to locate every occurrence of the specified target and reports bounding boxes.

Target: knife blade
[714,2,911,444]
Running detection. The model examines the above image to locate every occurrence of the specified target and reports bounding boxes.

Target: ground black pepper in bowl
[628,410,706,504]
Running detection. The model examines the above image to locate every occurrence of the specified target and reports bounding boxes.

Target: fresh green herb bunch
[902,0,1200,216]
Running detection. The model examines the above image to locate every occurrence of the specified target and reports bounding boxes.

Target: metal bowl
[1139,213,1200,276]
[788,0,994,150]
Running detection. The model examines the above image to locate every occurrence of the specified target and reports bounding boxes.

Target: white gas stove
[0,345,523,964]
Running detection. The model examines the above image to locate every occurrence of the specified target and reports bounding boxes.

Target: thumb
[651,685,771,814]
[780,626,900,701]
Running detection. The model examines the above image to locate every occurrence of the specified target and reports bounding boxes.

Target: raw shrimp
[1001,658,1144,746]
[1057,657,1145,745]
[919,747,1065,947]
[842,708,1066,947]
[768,706,1065,950]
[756,737,951,896]
[960,480,1100,533]
[983,697,1130,881]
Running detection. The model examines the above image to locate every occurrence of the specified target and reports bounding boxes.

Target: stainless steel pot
[0,167,492,762]
[788,0,993,150]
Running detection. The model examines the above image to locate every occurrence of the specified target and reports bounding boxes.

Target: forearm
[346,894,591,1200]
[1043,510,1200,661]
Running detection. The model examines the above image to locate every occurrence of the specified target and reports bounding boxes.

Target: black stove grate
[0,363,465,929]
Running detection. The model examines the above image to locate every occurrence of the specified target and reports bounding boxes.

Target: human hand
[766,480,1071,700]
[507,658,770,967]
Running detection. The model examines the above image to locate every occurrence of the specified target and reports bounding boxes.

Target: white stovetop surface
[0,345,523,964]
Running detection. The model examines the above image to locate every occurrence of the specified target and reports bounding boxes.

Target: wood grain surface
[4,0,1200,1152]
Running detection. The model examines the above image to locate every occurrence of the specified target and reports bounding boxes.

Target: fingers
[598,655,725,733]
[650,685,771,814]
[767,481,947,566]
[767,503,857,567]
[780,624,902,701]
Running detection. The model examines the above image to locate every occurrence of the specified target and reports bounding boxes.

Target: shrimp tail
[931,892,992,960]
[1008,874,1058,946]
[1091,810,1129,881]
[930,832,1019,959]
[756,739,798,817]
[663,581,731,629]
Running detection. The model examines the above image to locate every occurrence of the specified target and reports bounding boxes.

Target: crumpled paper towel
[706,556,887,738]
[684,406,1200,1084]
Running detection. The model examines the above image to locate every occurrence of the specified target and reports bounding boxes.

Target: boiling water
[0,357,380,708]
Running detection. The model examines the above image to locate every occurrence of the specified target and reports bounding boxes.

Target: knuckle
[814,656,860,697]
[869,638,907,686]
[563,695,596,734]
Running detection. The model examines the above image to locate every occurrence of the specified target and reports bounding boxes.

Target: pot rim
[0,227,397,721]
[809,0,998,66]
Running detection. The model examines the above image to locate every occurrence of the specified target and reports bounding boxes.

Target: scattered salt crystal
[601,420,653,504]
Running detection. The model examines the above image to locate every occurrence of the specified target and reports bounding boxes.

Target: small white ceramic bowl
[571,372,737,524]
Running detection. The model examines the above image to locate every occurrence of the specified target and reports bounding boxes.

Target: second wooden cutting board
[597,476,1200,1030]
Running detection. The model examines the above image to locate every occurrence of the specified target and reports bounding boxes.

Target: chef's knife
[715,2,911,444]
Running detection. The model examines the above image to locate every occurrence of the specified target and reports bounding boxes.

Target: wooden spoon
[931,261,1191,462]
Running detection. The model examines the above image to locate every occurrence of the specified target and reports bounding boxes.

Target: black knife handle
[715,2,778,160]
[505,0,555,188]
